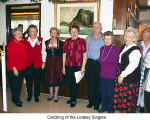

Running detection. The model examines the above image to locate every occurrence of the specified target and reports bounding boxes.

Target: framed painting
[55,1,100,39]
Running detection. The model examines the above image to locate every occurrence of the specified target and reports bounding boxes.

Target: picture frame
[55,1,100,39]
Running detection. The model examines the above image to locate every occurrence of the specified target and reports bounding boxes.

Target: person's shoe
[54,99,58,102]
[12,100,22,107]
[66,100,72,104]
[54,97,59,102]
[139,107,144,113]
[47,96,53,101]
[70,101,77,108]
[34,97,39,102]
[86,104,93,108]
[16,102,23,107]
[94,106,99,110]
[27,97,32,102]
[16,102,22,107]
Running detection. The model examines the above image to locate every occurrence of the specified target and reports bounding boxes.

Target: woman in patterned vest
[113,27,141,113]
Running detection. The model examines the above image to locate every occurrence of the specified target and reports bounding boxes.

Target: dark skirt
[45,55,63,87]
[113,82,139,113]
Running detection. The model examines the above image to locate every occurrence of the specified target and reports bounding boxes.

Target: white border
[1,113,150,120]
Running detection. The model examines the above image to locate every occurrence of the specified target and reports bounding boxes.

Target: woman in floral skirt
[113,27,141,113]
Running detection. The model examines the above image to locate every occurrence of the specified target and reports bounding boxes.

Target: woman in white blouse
[139,27,150,113]
[113,27,141,113]
[142,51,150,113]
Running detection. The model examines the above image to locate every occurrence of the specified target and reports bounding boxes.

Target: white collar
[28,37,39,47]
[124,43,137,49]
[141,41,150,50]
[28,37,38,42]
[119,43,137,63]
[141,41,150,56]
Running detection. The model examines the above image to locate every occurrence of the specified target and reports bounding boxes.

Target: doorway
[6,3,41,43]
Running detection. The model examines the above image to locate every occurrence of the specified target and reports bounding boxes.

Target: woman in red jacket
[24,25,44,102]
[7,28,27,107]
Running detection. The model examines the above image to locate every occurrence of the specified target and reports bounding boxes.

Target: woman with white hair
[7,27,27,107]
[113,27,141,113]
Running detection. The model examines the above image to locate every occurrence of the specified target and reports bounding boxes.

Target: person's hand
[118,76,124,84]
[13,67,19,77]
[81,66,85,73]
[62,67,66,75]
[42,63,45,69]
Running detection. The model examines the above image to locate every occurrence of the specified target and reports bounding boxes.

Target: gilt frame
[55,1,100,39]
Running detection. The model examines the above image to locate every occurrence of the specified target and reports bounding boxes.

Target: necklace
[101,46,113,61]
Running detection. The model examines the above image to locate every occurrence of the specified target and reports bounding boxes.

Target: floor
[0,86,141,113]
[0,86,97,113]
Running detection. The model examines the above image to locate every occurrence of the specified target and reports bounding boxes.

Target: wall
[139,9,150,24]
[100,0,113,32]
[0,3,7,45]
[139,0,148,5]
[148,0,150,5]
[0,0,113,45]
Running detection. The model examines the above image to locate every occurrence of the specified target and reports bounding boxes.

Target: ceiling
[7,4,40,20]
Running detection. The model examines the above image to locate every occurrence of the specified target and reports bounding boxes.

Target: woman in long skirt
[113,27,141,113]
[42,27,64,102]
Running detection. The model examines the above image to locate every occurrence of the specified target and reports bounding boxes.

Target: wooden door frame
[6,3,41,44]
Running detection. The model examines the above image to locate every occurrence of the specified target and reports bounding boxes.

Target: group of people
[6,21,150,113]
[7,25,44,107]
[85,23,140,113]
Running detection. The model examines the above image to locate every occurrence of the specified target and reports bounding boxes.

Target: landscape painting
[55,2,98,38]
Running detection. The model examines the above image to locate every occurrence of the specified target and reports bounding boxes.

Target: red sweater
[7,38,27,71]
[24,37,43,68]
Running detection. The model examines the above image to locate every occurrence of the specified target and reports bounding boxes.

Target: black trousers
[66,66,81,102]
[144,91,150,113]
[8,70,24,102]
[85,59,101,108]
[25,67,41,98]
